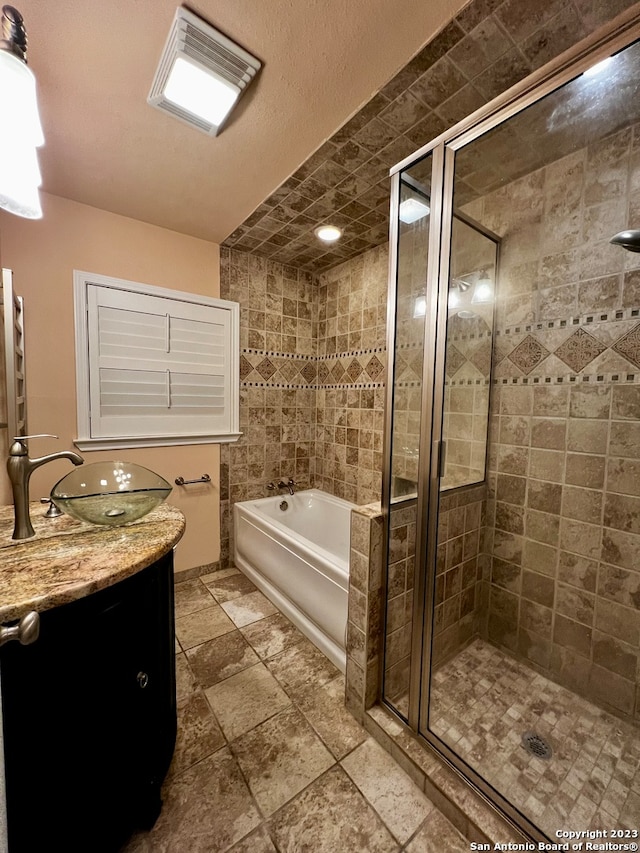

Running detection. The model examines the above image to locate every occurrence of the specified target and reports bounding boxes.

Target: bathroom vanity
[0,502,185,853]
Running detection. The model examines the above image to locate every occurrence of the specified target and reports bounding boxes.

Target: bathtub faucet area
[266,478,297,495]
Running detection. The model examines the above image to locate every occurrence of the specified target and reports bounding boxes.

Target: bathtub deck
[122,566,469,852]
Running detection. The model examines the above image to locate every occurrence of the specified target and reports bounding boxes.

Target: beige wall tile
[603,493,640,535]
[561,486,603,524]
[607,457,640,497]
[553,614,592,658]
[565,453,605,488]
[567,419,608,454]
[522,540,558,577]
[529,449,564,482]
[569,386,611,419]
[611,385,640,420]
[595,597,640,647]
[555,583,595,627]
[601,527,640,570]
[526,509,560,546]
[559,518,602,559]
[557,551,597,593]
[531,418,567,450]
[521,570,555,607]
[528,479,562,514]
[609,422,640,459]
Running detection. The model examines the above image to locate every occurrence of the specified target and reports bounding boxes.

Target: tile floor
[121,567,469,852]
[431,639,640,838]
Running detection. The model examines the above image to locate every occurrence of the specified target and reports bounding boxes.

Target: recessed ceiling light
[315,225,342,243]
[148,7,261,136]
[399,198,430,223]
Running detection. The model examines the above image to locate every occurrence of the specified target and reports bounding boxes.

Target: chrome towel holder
[175,474,211,486]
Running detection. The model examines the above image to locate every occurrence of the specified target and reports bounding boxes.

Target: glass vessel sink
[50,461,172,526]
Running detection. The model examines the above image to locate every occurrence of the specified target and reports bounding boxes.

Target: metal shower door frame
[381,4,640,841]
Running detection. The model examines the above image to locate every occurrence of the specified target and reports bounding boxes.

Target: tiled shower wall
[219,245,388,562]
[465,124,640,721]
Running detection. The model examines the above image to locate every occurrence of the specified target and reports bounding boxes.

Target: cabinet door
[1,553,176,853]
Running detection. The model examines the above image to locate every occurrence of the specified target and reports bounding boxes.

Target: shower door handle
[437,440,447,478]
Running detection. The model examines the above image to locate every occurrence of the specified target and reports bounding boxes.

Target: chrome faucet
[7,434,84,540]
[277,478,296,496]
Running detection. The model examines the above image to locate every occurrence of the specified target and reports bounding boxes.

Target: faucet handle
[13,434,58,442]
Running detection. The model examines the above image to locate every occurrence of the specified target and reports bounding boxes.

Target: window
[73,271,240,450]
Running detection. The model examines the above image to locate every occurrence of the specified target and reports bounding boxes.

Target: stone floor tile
[341,737,434,843]
[204,573,257,603]
[175,652,198,702]
[200,567,241,585]
[186,631,259,688]
[122,747,260,853]
[227,825,277,852]
[231,705,334,816]
[221,590,278,628]
[174,579,215,619]
[268,765,398,853]
[205,662,291,741]
[175,604,236,649]
[266,638,339,701]
[404,810,469,852]
[169,689,226,778]
[297,675,368,759]
[240,612,305,659]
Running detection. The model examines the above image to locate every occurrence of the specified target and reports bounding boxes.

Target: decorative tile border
[495,312,640,380]
[240,347,387,388]
[493,372,640,385]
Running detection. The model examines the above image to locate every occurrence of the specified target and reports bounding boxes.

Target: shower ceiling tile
[554,328,607,373]
[222,0,639,273]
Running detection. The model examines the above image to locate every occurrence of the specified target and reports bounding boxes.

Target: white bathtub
[233,489,355,672]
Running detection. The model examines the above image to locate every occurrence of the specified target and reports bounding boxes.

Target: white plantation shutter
[74,272,240,449]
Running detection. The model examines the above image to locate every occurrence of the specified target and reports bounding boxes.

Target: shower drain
[521,731,553,760]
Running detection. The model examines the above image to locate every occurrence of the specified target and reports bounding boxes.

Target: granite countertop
[0,502,185,622]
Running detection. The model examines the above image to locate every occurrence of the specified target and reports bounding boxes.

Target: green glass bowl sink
[50,461,172,527]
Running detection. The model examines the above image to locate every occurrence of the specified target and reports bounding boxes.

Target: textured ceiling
[222,0,640,272]
[17,0,470,244]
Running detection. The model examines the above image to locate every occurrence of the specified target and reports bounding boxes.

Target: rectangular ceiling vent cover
[148,7,262,136]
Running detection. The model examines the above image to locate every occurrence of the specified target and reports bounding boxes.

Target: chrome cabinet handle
[0,611,40,647]
[136,671,149,689]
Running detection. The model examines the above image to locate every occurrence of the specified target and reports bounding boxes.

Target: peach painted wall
[0,191,222,573]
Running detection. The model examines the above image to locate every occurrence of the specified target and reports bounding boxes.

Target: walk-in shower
[382,11,640,842]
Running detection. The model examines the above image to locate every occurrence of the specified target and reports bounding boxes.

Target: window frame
[73,270,241,450]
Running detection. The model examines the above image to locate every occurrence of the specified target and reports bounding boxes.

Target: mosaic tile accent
[507,334,549,375]
[431,639,640,837]
[613,323,640,369]
[256,357,277,381]
[365,354,385,381]
[554,328,607,373]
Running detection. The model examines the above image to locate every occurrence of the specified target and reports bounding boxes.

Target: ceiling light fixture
[399,198,430,223]
[315,225,342,243]
[148,7,261,136]
[0,5,44,219]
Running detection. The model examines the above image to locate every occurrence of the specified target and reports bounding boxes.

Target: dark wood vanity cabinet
[0,551,177,853]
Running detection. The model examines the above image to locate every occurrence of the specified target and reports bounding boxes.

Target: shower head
[610,230,640,252]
